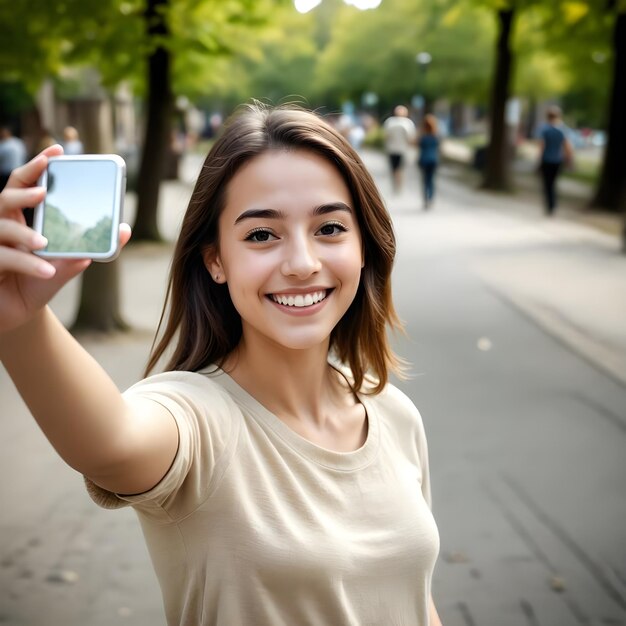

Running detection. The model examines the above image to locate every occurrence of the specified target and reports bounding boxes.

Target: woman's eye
[318,222,347,236]
[245,229,276,242]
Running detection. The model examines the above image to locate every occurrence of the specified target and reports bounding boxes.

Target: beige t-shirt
[86,366,440,626]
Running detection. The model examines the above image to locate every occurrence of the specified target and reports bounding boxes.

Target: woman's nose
[281,237,322,278]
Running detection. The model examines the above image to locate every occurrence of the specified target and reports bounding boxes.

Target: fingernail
[37,263,56,277]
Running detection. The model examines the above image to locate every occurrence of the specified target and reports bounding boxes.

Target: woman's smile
[268,288,333,315]
[269,288,329,307]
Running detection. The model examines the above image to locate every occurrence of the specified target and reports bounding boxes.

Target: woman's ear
[202,246,227,284]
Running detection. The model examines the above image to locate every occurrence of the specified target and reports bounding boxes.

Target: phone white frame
[34,154,126,262]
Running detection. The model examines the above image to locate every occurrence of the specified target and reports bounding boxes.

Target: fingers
[0,206,50,279]
[0,218,48,251]
[0,245,56,279]
[39,144,64,158]
[7,144,64,189]
[0,186,46,217]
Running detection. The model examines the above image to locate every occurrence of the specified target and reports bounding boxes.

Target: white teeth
[272,290,327,307]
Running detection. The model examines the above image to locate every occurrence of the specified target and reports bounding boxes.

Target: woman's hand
[0,145,131,335]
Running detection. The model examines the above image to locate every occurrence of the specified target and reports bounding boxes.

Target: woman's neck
[224,335,345,428]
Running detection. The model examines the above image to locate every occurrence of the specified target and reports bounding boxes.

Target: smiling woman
[0,104,442,626]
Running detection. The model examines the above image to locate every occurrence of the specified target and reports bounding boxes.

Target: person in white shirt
[382,105,416,193]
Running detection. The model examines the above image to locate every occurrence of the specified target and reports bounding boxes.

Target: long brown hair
[422,114,438,135]
[145,103,403,393]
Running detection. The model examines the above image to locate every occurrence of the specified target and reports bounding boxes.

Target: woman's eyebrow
[234,202,353,225]
[234,208,284,225]
[313,202,353,216]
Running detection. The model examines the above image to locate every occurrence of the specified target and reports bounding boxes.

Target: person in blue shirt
[538,106,573,215]
[0,126,27,192]
[418,115,440,209]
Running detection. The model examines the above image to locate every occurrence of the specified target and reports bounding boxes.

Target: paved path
[1,149,624,625]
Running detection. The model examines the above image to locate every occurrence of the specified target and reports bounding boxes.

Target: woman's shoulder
[124,368,242,426]
[127,368,228,396]
[366,382,430,462]
[370,381,423,423]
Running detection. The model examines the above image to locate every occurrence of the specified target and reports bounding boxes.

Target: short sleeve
[84,371,239,522]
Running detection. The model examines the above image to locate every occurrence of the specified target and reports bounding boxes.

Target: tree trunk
[132,0,174,242]
[72,262,130,332]
[591,9,626,215]
[525,96,537,139]
[482,8,516,191]
[72,97,129,333]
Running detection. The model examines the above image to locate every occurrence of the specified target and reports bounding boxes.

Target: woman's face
[206,149,363,353]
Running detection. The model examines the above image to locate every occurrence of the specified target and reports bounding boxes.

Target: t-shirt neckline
[203,363,380,472]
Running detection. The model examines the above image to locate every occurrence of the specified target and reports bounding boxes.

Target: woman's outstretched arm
[0,148,178,495]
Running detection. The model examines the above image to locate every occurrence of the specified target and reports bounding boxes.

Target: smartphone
[34,154,126,261]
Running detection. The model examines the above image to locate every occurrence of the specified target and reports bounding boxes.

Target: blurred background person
[383,105,416,193]
[418,114,440,210]
[35,128,57,155]
[61,126,84,155]
[0,125,27,192]
[538,105,573,216]
[347,119,366,150]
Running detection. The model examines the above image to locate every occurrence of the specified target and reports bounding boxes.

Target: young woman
[0,105,442,626]
[417,114,440,210]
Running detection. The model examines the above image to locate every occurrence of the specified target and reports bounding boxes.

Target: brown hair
[546,105,562,122]
[422,114,438,135]
[145,103,403,393]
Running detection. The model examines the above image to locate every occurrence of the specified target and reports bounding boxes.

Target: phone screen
[35,155,125,259]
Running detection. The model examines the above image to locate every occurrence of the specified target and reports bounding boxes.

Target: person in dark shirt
[538,106,573,215]
[418,115,440,209]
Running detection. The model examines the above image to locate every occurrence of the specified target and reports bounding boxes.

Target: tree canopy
[0,0,613,129]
